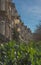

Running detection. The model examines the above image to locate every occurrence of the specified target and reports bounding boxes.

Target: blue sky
[13,0,41,32]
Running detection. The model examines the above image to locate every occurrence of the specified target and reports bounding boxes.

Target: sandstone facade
[0,0,32,43]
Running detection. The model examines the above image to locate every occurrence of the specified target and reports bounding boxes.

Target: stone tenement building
[0,0,32,43]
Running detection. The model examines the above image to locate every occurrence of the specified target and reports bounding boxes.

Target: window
[14,19,20,24]
[17,28,21,32]
[0,20,5,35]
[1,0,5,11]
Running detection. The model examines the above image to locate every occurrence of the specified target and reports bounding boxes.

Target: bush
[0,41,41,65]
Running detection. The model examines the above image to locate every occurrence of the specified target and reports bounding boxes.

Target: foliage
[0,41,41,65]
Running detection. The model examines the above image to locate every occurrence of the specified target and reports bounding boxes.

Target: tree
[0,41,41,65]
[33,22,41,41]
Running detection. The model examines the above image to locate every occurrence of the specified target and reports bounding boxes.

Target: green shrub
[0,41,41,65]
